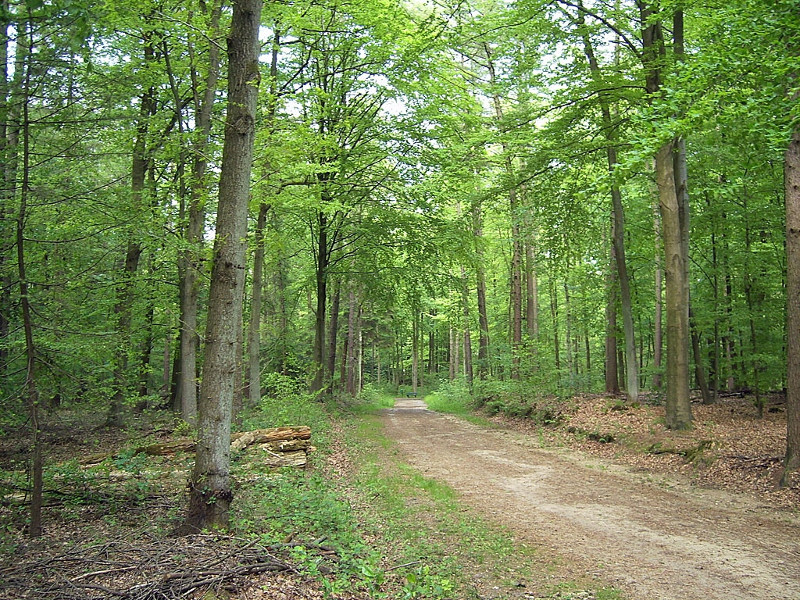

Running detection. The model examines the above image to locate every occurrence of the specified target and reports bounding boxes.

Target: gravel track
[381,399,800,600]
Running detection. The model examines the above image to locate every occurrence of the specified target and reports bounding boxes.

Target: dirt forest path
[380,399,800,600]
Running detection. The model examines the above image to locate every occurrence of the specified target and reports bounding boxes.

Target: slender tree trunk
[510,188,523,380]
[178,3,221,423]
[15,25,41,536]
[0,4,11,381]
[461,267,474,388]
[709,193,720,403]
[577,5,637,401]
[525,236,539,340]
[311,208,329,393]
[246,202,268,405]
[605,226,620,394]
[689,306,711,404]
[550,278,561,373]
[411,310,419,393]
[182,0,262,533]
[109,49,153,425]
[473,200,490,379]
[564,278,574,383]
[782,126,800,487]
[327,281,341,391]
[653,200,664,389]
[346,289,358,396]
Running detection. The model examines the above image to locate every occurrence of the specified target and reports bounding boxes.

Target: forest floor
[381,395,800,600]
[1,394,799,599]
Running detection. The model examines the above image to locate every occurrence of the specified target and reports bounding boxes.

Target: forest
[1,0,799,596]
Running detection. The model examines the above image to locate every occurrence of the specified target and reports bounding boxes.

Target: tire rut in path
[381,400,800,600]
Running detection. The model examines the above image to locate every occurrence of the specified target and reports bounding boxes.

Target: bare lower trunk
[462,267,473,388]
[525,237,539,341]
[653,202,664,390]
[327,282,341,392]
[605,231,620,394]
[346,289,359,396]
[782,127,800,487]
[246,202,268,406]
[473,201,490,378]
[656,142,692,429]
[182,0,262,533]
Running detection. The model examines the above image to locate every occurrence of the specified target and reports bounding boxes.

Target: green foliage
[354,383,396,411]
[241,373,328,434]
[472,379,572,426]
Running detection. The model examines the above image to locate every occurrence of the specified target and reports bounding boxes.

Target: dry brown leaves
[495,393,800,510]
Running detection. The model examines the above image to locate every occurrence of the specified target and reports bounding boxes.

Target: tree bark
[605,225,620,394]
[782,126,800,487]
[246,201,268,406]
[461,267,474,388]
[473,198,490,379]
[577,2,637,401]
[411,309,420,393]
[346,288,359,396]
[653,200,664,389]
[656,142,692,429]
[15,23,41,537]
[640,1,691,427]
[327,281,341,391]
[525,235,539,341]
[178,2,222,423]
[182,0,262,534]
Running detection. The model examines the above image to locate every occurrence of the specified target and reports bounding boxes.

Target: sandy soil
[381,399,800,600]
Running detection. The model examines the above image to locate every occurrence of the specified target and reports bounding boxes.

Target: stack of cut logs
[86,426,314,469]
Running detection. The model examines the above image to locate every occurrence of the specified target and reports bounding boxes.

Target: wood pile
[82,426,313,468]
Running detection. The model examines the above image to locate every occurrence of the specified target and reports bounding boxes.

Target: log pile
[82,426,313,468]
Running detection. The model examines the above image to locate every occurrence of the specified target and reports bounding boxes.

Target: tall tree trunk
[525,235,539,340]
[782,126,800,487]
[550,278,561,373]
[689,306,711,405]
[709,192,720,403]
[640,2,691,428]
[109,42,153,426]
[577,2,637,401]
[246,202,268,405]
[182,0,262,533]
[178,1,222,423]
[473,199,490,379]
[605,227,620,394]
[0,3,11,381]
[327,281,341,391]
[510,188,523,380]
[449,326,458,381]
[311,208,329,393]
[484,43,521,380]
[653,200,664,389]
[461,267,474,388]
[563,278,574,383]
[15,24,41,536]
[245,28,280,406]
[656,142,692,429]
[411,310,419,393]
[346,289,359,396]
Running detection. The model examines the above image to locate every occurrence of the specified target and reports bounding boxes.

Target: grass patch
[344,414,529,598]
[340,412,625,599]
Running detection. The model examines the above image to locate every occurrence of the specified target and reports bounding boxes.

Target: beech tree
[183,0,262,532]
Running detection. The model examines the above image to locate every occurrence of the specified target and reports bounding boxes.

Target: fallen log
[79,426,311,465]
[230,426,311,452]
